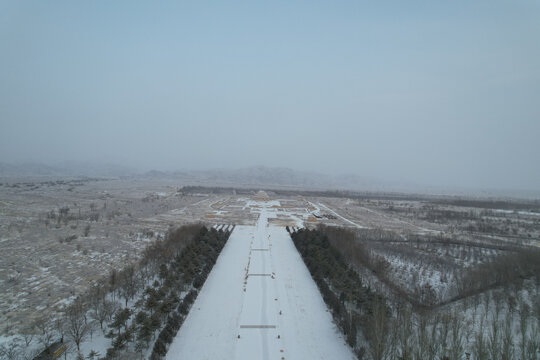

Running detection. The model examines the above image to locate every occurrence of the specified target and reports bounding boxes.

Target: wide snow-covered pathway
[166,203,355,360]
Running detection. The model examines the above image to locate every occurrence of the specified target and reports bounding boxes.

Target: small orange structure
[33,340,66,360]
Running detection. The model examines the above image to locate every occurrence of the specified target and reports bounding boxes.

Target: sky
[1,0,539,192]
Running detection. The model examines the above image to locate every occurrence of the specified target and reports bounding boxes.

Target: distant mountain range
[2,162,537,198]
[0,161,136,178]
[159,166,408,192]
[0,162,395,191]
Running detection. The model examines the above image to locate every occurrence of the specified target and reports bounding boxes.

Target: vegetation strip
[22,225,232,360]
[289,227,387,359]
[294,226,540,360]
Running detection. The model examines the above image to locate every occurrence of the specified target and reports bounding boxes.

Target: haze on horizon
[1,1,539,192]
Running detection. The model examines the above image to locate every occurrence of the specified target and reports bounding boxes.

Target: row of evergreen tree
[289,227,387,358]
[103,226,230,359]
[289,227,540,360]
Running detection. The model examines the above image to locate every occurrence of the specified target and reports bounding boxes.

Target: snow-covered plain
[166,202,355,360]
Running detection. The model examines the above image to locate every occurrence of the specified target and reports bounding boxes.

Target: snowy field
[166,202,355,360]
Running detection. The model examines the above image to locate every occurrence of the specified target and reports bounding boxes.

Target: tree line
[105,225,230,359]
[297,225,540,360]
[1,225,231,360]
[288,227,388,359]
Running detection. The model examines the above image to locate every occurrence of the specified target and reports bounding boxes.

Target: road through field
[166,201,355,360]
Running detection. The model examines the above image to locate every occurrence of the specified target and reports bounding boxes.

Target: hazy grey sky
[1,1,539,191]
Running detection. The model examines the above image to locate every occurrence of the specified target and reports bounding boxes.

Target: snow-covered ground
[315,202,367,229]
[166,202,355,360]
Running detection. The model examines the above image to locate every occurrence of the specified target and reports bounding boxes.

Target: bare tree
[21,327,35,348]
[501,313,514,360]
[439,312,451,357]
[427,314,442,360]
[482,292,491,316]
[64,299,90,353]
[119,265,139,307]
[35,317,55,348]
[366,299,389,360]
[0,340,21,360]
[89,297,105,331]
[104,299,118,323]
[88,284,105,327]
[394,304,413,359]
[534,295,540,326]
[488,313,501,360]
[524,321,539,360]
[84,224,91,237]
[415,314,429,360]
[493,290,504,320]
[448,311,464,360]
[109,268,119,302]
[519,301,530,360]
[472,318,488,360]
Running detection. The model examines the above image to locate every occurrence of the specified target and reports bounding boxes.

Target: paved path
[166,201,355,360]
